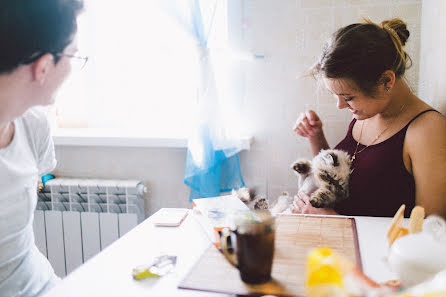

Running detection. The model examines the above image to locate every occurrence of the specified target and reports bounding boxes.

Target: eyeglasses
[56,53,89,70]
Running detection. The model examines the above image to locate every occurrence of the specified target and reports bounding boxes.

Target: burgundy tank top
[334,109,437,217]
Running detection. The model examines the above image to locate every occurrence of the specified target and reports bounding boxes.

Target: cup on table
[220,210,275,284]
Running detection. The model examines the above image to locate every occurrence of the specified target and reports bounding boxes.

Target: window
[56,0,228,139]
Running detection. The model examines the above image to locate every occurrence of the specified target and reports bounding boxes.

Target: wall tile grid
[54,0,422,216]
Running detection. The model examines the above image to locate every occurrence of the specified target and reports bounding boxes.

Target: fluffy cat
[291,149,351,208]
[233,149,352,215]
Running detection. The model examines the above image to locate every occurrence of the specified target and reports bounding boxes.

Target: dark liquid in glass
[236,230,275,284]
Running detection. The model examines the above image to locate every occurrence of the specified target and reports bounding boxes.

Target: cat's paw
[233,187,251,203]
[310,190,335,208]
[291,160,311,174]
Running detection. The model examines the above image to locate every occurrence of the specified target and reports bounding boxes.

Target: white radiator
[33,178,146,277]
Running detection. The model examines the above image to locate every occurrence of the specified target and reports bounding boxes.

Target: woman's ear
[380,70,396,91]
[32,54,54,85]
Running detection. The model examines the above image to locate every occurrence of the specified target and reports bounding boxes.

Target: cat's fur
[291,149,351,208]
[233,149,351,214]
[232,187,269,210]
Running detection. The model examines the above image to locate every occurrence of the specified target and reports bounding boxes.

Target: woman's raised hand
[293,110,323,138]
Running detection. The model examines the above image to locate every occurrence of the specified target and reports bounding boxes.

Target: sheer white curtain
[55,0,247,199]
[180,0,246,199]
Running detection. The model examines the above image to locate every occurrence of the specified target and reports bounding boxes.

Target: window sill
[53,129,253,150]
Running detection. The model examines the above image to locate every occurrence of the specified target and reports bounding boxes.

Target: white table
[43,210,397,297]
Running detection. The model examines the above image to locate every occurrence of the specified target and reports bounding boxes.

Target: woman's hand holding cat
[290,192,338,215]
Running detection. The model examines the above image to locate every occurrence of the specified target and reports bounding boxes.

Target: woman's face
[323,77,388,120]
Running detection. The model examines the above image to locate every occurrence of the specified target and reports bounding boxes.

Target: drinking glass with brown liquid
[220,210,275,284]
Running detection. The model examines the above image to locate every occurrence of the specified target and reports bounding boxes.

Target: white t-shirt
[0,108,58,297]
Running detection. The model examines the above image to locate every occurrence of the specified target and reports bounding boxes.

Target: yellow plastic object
[307,247,344,287]
[132,255,177,280]
[38,180,44,192]
[306,247,348,297]
[132,266,160,280]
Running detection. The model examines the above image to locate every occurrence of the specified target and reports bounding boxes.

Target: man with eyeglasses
[0,1,84,296]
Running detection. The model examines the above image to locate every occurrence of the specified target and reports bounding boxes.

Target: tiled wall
[54,0,422,216]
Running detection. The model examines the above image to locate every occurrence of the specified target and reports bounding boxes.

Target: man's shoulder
[19,107,53,139]
[20,107,50,128]
[18,107,52,150]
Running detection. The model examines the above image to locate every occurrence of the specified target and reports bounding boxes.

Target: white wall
[54,0,422,217]
[418,0,446,115]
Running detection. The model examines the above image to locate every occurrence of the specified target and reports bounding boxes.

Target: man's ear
[380,70,396,90]
[32,54,54,85]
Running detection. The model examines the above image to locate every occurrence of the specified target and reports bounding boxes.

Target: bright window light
[56,0,225,139]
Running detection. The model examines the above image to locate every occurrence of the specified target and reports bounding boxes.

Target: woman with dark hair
[292,18,446,219]
[0,1,84,296]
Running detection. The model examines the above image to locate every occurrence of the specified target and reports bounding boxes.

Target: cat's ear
[323,152,339,167]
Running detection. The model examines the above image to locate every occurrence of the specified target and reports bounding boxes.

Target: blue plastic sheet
[184,125,245,200]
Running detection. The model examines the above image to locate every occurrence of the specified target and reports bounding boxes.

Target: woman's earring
[385,87,391,92]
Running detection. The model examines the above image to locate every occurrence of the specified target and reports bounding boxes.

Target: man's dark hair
[0,0,84,74]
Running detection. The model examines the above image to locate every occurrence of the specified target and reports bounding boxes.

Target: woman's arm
[308,130,330,156]
[406,112,446,218]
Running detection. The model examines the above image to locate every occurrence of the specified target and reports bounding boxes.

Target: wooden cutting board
[179,215,361,297]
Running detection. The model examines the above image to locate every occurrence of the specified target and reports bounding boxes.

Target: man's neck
[0,121,14,149]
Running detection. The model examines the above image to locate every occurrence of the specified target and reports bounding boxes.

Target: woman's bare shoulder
[408,108,446,130]
[405,108,446,150]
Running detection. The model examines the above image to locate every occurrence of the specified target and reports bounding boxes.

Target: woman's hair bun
[381,18,410,46]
